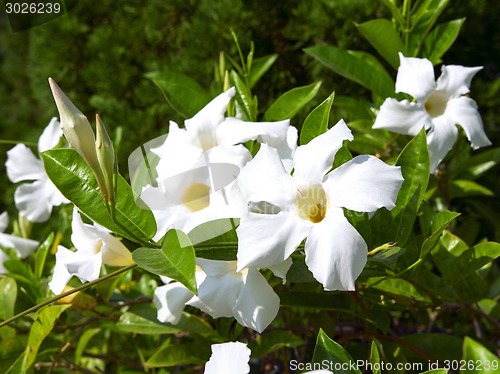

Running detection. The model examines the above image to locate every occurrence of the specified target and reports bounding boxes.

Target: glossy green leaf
[305,45,394,98]
[392,128,430,245]
[230,70,257,121]
[356,19,406,68]
[5,352,27,374]
[462,337,500,374]
[0,277,17,320]
[407,0,450,55]
[369,341,381,374]
[441,242,500,287]
[300,91,335,145]
[366,277,427,302]
[145,71,211,118]
[248,54,278,88]
[312,329,361,373]
[34,233,53,280]
[146,343,208,367]
[453,147,500,180]
[42,149,156,243]
[117,311,215,336]
[419,210,460,260]
[133,229,197,294]
[25,305,70,369]
[422,19,465,64]
[379,0,405,24]
[3,259,41,302]
[189,218,238,260]
[449,179,494,198]
[334,96,374,120]
[264,81,321,121]
[249,331,304,358]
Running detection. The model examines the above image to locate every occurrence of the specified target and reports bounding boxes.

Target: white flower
[6,118,69,222]
[373,53,491,172]
[140,88,297,241]
[48,207,134,294]
[0,212,39,274]
[204,342,251,374]
[153,259,281,333]
[236,120,404,291]
[204,341,333,374]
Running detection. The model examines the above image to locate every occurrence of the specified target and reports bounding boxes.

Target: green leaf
[34,233,53,280]
[305,45,394,98]
[453,147,500,180]
[462,337,500,374]
[145,71,211,118]
[366,277,427,302]
[230,70,257,121]
[42,149,156,242]
[356,19,406,69]
[0,278,17,320]
[392,128,430,245]
[25,305,70,369]
[312,329,361,374]
[368,245,406,267]
[248,54,278,88]
[117,311,216,337]
[146,343,208,367]
[249,331,304,358]
[379,0,405,24]
[420,370,449,374]
[300,91,335,145]
[132,229,197,294]
[441,242,500,287]
[5,352,27,374]
[264,82,321,121]
[369,341,381,374]
[422,19,465,64]
[449,179,494,198]
[189,218,238,261]
[75,328,100,365]
[419,210,460,260]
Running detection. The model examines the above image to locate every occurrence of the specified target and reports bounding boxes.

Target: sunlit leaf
[312,329,361,373]
[300,91,335,145]
[422,18,465,64]
[462,337,500,374]
[264,81,321,121]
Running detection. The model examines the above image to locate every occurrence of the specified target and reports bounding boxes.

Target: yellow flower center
[182,183,210,212]
[424,91,448,118]
[296,184,328,223]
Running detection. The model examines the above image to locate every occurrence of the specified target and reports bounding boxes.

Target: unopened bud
[48,78,100,173]
[95,114,118,206]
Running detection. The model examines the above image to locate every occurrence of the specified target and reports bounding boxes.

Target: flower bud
[48,78,100,173]
[95,114,118,206]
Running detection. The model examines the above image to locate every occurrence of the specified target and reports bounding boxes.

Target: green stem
[0,140,38,147]
[402,0,412,50]
[0,264,137,329]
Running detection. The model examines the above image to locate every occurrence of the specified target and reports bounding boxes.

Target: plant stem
[0,263,137,329]
[0,140,38,147]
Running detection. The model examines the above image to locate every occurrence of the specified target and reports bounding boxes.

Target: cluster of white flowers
[0,53,491,352]
[147,88,404,332]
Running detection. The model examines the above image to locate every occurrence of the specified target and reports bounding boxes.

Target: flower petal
[185,88,235,150]
[238,143,295,209]
[196,261,242,318]
[395,53,436,101]
[293,120,353,182]
[236,211,312,271]
[233,268,280,333]
[427,115,458,173]
[216,117,290,147]
[14,179,57,222]
[268,257,293,284]
[305,208,367,291]
[38,117,62,153]
[436,65,482,97]
[0,212,8,232]
[153,282,193,324]
[204,342,251,374]
[324,155,404,212]
[6,144,45,183]
[48,246,75,294]
[445,96,491,149]
[70,208,101,255]
[0,233,39,258]
[373,98,430,135]
[97,231,134,266]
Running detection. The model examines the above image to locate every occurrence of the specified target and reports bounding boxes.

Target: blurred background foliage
[1,0,499,214]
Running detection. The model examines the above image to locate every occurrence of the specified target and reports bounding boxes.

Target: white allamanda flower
[373,53,491,172]
[236,120,404,291]
[49,207,134,294]
[0,212,39,273]
[6,118,69,222]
